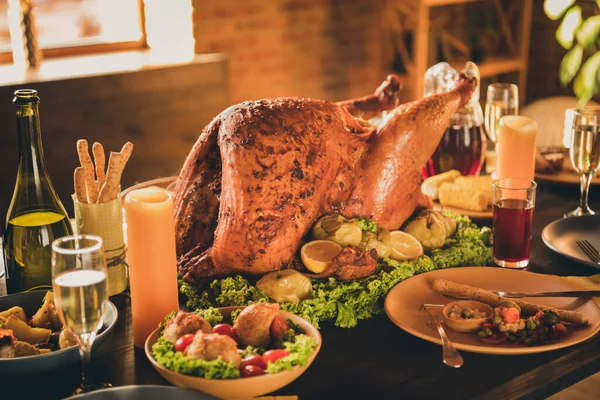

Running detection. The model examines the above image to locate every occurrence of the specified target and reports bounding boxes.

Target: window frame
[0,0,147,64]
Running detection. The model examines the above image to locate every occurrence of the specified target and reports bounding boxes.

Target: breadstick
[120,142,134,163]
[92,142,106,188]
[76,140,99,203]
[73,167,87,203]
[97,152,126,203]
[432,279,589,326]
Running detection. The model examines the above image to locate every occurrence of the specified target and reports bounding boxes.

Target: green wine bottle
[3,89,73,294]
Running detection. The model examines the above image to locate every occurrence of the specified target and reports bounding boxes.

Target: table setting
[1,60,600,400]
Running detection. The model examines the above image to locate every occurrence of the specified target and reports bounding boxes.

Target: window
[0,0,144,63]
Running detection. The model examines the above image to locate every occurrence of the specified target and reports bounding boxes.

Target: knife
[493,290,600,298]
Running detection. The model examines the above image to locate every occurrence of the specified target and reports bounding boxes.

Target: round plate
[66,385,217,399]
[384,267,600,355]
[535,171,600,185]
[145,307,321,400]
[433,202,492,220]
[0,290,118,377]
[542,215,600,269]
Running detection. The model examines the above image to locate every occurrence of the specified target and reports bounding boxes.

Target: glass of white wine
[51,235,108,393]
[484,83,519,144]
[565,108,600,217]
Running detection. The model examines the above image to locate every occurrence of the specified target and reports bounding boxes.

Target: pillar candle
[124,186,179,348]
[496,116,538,181]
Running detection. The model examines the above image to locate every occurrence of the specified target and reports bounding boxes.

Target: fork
[420,304,463,368]
[576,239,600,263]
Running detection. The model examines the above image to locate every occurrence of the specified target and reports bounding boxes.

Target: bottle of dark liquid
[3,89,72,294]
[421,62,486,178]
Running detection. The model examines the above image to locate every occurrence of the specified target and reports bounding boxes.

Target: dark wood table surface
[3,180,600,399]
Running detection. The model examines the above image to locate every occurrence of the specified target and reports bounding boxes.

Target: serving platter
[535,171,600,186]
[67,385,217,399]
[384,267,600,355]
[432,202,492,220]
[542,215,600,269]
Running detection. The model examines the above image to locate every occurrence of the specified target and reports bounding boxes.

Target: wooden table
[3,181,600,399]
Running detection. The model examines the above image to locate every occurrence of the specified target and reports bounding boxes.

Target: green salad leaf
[194,308,223,326]
[352,217,379,233]
[152,337,240,379]
[266,335,318,374]
[180,214,493,329]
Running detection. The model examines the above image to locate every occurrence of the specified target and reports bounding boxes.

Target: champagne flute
[51,235,108,393]
[565,108,600,217]
[484,83,519,144]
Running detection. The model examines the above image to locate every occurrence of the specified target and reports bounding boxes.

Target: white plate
[384,267,600,355]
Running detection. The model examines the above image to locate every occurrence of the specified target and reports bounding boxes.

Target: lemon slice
[389,230,424,261]
[300,240,342,273]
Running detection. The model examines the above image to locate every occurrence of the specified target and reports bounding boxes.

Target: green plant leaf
[576,15,600,50]
[573,52,600,103]
[560,45,583,85]
[556,6,582,49]
[545,0,575,20]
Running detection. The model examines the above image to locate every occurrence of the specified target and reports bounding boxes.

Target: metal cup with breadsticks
[74,140,134,204]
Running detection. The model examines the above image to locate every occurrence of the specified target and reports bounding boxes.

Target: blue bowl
[0,289,118,377]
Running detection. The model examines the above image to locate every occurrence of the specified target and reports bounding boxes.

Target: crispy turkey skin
[174,74,476,283]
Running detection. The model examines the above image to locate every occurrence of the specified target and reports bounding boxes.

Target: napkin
[556,274,600,306]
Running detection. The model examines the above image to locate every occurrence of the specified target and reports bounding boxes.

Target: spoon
[420,304,464,368]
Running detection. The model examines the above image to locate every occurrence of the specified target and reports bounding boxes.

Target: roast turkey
[174,73,476,283]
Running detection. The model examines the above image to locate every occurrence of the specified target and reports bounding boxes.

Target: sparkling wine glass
[565,108,600,217]
[484,83,519,144]
[484,83,519,143]
[51,235,108,393]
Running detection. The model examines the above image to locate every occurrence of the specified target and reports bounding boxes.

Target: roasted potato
[312,214,362,247]
[31,291,62,331]
[59,328,77,350]
[0,306,27,322]
[13,341,40,357]
[2,315,51,345]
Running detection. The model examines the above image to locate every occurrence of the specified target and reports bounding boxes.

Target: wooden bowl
[442,300,493,333]
[145,307,321,400]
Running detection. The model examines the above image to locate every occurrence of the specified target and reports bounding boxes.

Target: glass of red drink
[492,179,537,268]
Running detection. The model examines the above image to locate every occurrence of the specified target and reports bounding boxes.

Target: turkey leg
[336,75,402,119]
[343,73,477,230]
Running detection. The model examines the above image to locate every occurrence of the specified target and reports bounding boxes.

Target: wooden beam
[518,0,533,104]
[493,0,518,57]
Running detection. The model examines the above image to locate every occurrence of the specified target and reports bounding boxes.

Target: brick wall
[192,0,385,105]
[192,0,587,107]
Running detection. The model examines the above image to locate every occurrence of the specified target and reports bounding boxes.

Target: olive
[460,308,474,319]
[543,311,560,325]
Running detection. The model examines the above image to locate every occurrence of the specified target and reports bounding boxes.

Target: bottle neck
[16,102,49,178]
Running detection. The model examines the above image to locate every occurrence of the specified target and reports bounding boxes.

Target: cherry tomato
[174,333,195,353]
[241,364,265,377]
[213,323,234,338]
[241,354,267,370]
[270,317,289,341]
[263,349,290,364]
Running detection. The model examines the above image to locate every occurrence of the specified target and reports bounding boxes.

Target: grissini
[97,152,126,203]
[73,167,87,203]
[432,279,589,326]
[76,139,99,203]
[92,142,106,188]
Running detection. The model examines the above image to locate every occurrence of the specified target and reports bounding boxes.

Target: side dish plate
[0,290,118,376]
[535,171,600,186]
[66,385,217,399]
[384,267,600,355]
[542,215,600,269]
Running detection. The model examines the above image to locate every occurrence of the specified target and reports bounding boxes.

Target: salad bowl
[145,306,321,400]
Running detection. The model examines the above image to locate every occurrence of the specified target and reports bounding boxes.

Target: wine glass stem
[78,344,93,392]
[580,172,593,213]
